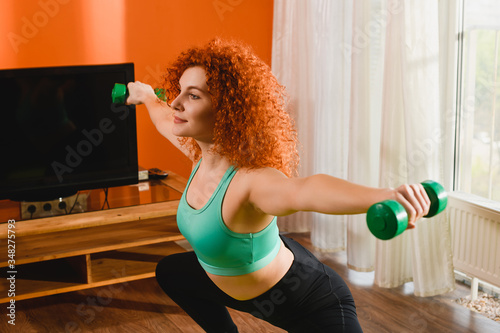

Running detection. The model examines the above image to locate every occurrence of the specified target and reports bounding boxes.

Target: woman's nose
[170,95,183,111]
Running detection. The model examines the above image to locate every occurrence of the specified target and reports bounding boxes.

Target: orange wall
[0,0,274,179]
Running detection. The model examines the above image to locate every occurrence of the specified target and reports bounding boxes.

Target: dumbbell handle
[366,180,448,240]
[111,83,166,104]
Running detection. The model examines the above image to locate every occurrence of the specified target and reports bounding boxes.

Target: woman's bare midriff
[207,240,295,301]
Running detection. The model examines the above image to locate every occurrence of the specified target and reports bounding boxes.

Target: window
[456,0,500,201]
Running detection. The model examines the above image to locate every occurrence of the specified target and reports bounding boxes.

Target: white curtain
[272,0,455,296]
[272,0,353,250]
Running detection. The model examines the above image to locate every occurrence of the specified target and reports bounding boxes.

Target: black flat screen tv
[0,63,138,201]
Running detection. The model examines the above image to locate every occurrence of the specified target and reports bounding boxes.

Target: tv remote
[148,168,169,179]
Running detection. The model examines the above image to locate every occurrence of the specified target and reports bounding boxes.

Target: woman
[127,38,430,333]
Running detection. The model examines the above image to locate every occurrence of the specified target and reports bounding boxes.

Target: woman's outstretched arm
[247,168,430,228]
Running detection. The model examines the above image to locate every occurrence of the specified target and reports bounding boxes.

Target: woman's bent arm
[127,81,190,157]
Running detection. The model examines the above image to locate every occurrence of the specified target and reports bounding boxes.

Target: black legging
[155,235,363,332]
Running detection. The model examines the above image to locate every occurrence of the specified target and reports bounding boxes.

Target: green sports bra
[176,160,281,276]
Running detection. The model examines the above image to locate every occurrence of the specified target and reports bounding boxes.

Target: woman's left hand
[393,184,431,229]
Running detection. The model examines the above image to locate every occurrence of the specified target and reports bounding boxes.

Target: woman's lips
[174,116,187,124]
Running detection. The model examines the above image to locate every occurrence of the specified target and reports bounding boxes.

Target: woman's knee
[155,252,201,290]
[156,254,177,276]
[156,253,187,289]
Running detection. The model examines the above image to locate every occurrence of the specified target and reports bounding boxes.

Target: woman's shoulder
[235,167,289,191]
[238,166,287,178]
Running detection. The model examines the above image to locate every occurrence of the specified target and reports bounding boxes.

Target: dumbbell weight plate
[366,200,408,240]
[111,83,127,104]
[154,88,167,102]
[421,180,448,217]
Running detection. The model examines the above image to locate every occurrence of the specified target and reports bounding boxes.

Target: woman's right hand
[126,81,156,105]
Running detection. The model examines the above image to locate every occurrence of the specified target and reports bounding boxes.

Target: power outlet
[21,193,89,220]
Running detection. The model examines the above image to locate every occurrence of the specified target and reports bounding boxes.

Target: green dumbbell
[111,83,166,104]
[366,180,448,240]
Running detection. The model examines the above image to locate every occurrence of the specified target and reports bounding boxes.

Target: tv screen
[0,63,138,201]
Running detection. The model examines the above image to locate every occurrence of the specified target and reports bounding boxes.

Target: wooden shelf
[0,172,187,303]
[0,216,183,266]
[0,241,185,302]
[90,242,184,284]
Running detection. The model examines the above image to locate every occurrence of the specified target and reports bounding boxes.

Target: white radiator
[448,192,500,298]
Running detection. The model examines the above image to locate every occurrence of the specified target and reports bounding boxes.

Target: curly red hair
[163,38,299,177]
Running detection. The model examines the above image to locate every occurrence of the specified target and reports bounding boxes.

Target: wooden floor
[2,232,499,332]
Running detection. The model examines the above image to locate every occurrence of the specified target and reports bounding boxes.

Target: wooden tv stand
[0,171,187,303]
